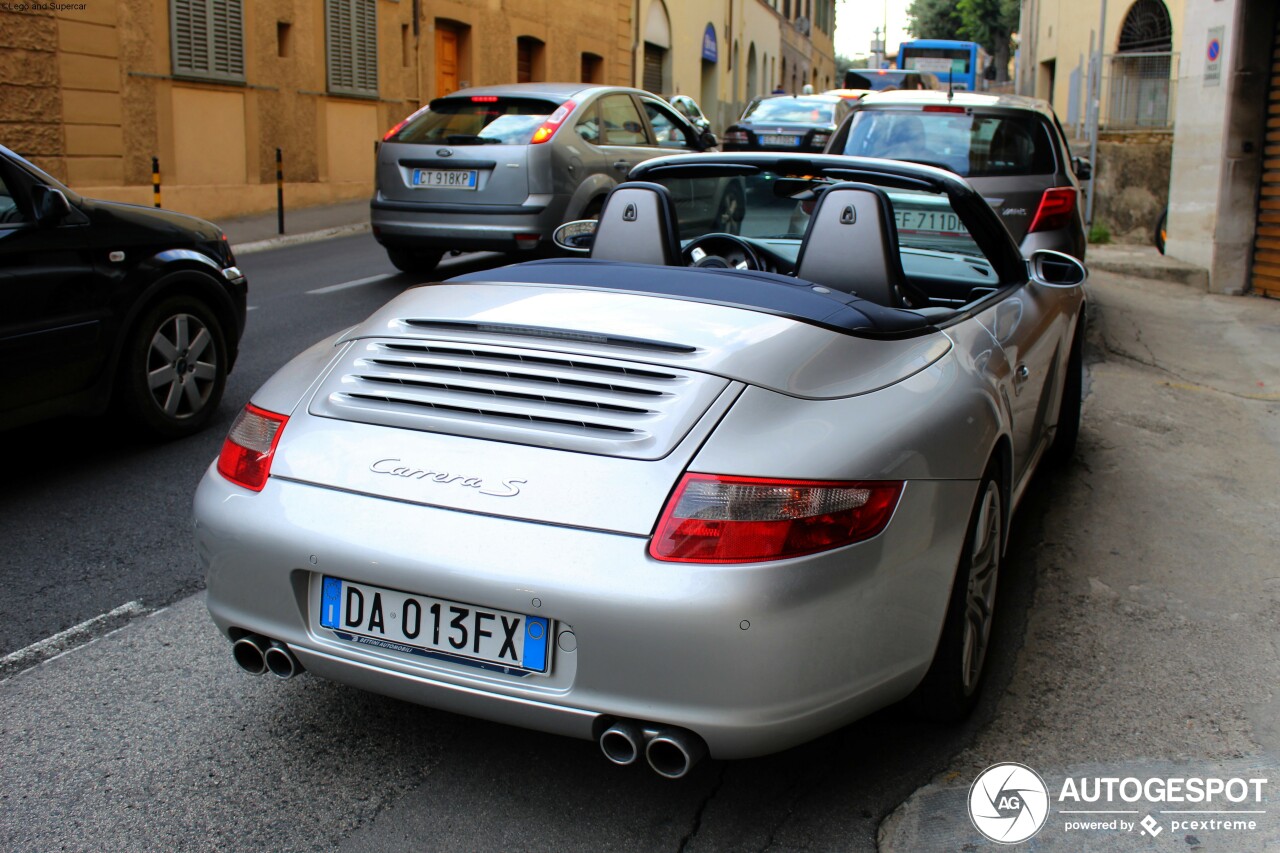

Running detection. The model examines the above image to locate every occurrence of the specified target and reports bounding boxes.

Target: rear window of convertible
[841,109,1057,177]
[388,97,559,146]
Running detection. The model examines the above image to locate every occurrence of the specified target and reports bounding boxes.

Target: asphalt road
[0,233,1060,851]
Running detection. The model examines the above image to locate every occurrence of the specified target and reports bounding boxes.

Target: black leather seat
[794,182,916,309]
[589,182,681,266]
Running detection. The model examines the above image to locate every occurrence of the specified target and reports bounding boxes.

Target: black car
[0,145,247,437]
[722,94,852,153]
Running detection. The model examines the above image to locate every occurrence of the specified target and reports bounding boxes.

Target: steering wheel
[681,233,763,271]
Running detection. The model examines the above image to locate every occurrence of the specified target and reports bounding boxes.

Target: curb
[1086,248,1209,291]
[231,221,370,255]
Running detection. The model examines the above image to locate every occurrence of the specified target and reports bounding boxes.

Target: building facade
[1,0,834,223]
[1018,0,1276,296]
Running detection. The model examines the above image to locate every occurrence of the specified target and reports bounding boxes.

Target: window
[326,0,378,98]
[171,0,244,83]
[517,36,545,84]
[581,52,603,84]
[0,173,27,227]
[642,100,694,149]
[388,97,561,146]
[598,94,647,145]
[277,21,291,58]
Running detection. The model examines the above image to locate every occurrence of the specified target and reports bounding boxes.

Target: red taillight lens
[216,404,288,491]
[383,118,410,141]
[923,105,966,113]
[724,130,750,145]
[470,95,499,102]
[649,474,903,563]
[1027,187,1077,233]
[530,100,576,144]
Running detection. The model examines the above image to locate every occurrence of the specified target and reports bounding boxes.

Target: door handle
[1014,363,1030,386]
[612,160,630,172]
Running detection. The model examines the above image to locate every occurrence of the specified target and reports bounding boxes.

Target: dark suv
[0,145,247,437]
[826,91,1090,258]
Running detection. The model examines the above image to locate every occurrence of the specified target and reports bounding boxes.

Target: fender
[564,173,617,220]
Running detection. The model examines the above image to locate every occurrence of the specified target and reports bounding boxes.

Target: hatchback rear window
[742,98,835,125]
[840,109,1057,177]
[388,97,560,145]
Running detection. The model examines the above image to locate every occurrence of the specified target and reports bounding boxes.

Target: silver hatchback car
[372,83,716,273]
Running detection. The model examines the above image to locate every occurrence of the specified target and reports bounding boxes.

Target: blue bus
[897,40,985,91]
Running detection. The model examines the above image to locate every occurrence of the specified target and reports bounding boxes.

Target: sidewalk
[217,198,370,255]
[879,267,1280,851]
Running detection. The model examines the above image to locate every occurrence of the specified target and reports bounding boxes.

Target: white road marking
[0,600,149,680]
[307,273,396,295]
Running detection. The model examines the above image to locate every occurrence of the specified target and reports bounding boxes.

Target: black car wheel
[387,248,444,274]
[909,460,1003,720]
[122,293,227,439]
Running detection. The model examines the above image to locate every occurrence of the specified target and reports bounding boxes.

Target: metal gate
[1250,21,1280,297]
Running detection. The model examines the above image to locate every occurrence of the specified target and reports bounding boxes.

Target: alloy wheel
[961,480,1001,694]
[147,312,219,420]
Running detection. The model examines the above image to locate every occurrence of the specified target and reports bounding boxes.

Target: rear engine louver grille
[309,339,731,459]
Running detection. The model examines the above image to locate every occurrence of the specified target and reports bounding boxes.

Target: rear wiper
[444,134,501,145]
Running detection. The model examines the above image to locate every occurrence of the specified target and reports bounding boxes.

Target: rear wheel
[121,292,227,439]
[908,461,1003,721]
[386,248,444,274]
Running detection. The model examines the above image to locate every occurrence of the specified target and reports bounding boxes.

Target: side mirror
[1072,156,1092,181]
[1028,249,1087,287]
[32,185,71,226]
[552,219,597,253]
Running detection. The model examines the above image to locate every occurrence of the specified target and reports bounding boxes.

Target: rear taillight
[531,99,576,144]
[216,404,288,491]
[383,117,411,141]
[649,474,903,563]
[724,130,750,145]
[923,105,966,113]
[1027,187,1077,233]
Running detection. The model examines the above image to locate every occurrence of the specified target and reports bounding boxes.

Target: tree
[907,0,1019,84]
[906,0,964,40]
[957,0,1019,83]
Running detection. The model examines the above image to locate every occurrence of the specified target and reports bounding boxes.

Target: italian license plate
[319,576,549,672]
[894,209,969,235]
[412,169,478,189]
[762,134,800,147]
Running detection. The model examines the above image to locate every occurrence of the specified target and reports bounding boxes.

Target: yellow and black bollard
[151,157,161,208]
[276,148,285,235]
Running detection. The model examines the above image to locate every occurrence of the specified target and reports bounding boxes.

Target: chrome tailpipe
[264,640,303,679]
[231,634,269,675]
[599,720,645,766]
[645,728,707,780]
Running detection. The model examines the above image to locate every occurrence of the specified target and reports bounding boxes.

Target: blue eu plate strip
[523,616,549,672]
[320,576,342,628]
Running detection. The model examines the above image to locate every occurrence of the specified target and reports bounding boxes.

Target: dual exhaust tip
[233,635,701,776]
[599,719,707,779]
[231,633,302,679]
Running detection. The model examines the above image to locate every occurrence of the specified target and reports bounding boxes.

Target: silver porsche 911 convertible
[195,153,1086,778]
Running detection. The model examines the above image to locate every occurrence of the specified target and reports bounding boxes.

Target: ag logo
[968,763,1050,844]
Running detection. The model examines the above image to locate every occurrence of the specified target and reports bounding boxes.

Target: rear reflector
[531,100,576,144]
[1027,187,1078,233]
[217,404,288,492]
[650,474,903,563]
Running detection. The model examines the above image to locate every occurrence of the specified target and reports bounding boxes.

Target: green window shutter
[326,0,378,97]
[172,0,244,83]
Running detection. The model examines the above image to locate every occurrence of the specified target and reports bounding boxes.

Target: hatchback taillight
[531,100,576,144]
[724,130,750,145]
[649,474,903,563]
[1027,187,1077,233]
[216,404,288,491]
